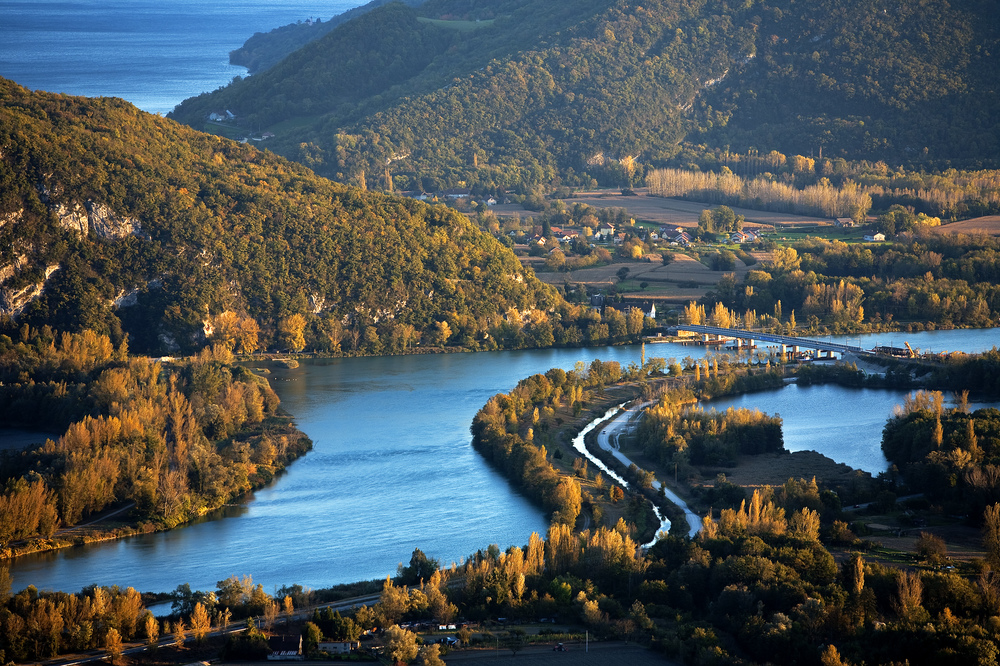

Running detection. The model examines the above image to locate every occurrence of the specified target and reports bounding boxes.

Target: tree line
[706,234,1000,335]
[0,326,309,553]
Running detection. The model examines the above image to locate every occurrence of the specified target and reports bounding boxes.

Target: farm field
[492,188,834,229]
[935,215,1000,236]
[527,253,748,303]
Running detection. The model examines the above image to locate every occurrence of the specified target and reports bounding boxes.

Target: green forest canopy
[170,0,1000,191]
[0,78,560,355]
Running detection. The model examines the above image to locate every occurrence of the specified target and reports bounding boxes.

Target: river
[6,328,999,594]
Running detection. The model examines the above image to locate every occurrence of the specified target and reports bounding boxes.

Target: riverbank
[529,365,883,542]
[469,359,849,544]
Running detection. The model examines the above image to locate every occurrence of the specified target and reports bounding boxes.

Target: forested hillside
[697,0,1000,167]
[170,0,999,191]
[0,78,558,355]
[229,0,427,74]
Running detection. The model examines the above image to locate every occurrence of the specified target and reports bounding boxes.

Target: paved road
[42,591,386,666]
[596,403,702,537]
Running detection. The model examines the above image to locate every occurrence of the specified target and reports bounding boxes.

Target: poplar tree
[104,628,122,665]
[190,602,211,643]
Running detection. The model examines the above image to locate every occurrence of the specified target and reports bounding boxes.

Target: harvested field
[529,253,748,303]
[695,450,871,488]
[935,215,1000,236]
[863,523,986,563]
[530,253,747,285]
[493,188,832,228]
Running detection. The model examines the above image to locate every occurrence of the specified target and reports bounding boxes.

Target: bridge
[669,324,870,357]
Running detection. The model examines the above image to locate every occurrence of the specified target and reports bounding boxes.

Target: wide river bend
[7,328,999,594]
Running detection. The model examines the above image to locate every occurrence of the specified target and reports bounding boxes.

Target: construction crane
[904,341,916,358]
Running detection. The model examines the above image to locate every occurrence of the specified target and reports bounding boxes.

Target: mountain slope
[0,78,556,354]
[170,0,1000,190]
[229,0,427,75]
[696,0,1000,165]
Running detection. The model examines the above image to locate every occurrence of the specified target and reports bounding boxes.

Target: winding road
[591,403,702,538]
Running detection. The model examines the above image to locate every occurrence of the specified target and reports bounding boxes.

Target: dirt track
[444,641,679,664]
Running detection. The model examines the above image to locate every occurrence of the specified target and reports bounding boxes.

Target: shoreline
[0,412,311,562]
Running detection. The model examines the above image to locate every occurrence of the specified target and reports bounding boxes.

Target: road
[595,403,703,538]
[41,591,385,666]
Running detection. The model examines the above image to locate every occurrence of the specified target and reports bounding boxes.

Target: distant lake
[0,0,362,114]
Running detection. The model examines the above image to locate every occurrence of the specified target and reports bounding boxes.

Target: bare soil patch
[935,215,1000,236]
[695,450,870,488]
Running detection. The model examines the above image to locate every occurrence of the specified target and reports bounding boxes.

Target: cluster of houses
[206,110,275,143]
[642,225,762,246]
[510,221,772,250]
[522,225,581,247]
[405,189,498,206]
[207,110,236,122]
[838,218,885,241]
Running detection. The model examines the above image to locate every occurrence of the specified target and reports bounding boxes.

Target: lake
[0,0,361,115]
[6,328,999,594]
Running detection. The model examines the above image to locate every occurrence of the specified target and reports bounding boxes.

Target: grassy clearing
[269,114,323,134]
[771,226,870,243]
[418,17,496,31]
[202,122,243,140]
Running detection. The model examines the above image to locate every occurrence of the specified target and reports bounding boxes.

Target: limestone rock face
[0,208,23,229]
[0,255,28,285]
[54,202,89,235]
[0,264,60,319]
[86,201,140,239]
[38,184,142,239]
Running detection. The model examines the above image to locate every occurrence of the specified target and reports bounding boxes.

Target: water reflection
[7,328,998,594]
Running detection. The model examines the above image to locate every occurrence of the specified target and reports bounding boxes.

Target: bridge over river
[669,324,874,357]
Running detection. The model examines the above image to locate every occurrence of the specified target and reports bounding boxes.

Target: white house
[864,232,886,242]
[318,641,359,655]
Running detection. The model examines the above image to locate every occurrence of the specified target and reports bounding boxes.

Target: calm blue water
[5,329,998,594]
[0,0,360,114]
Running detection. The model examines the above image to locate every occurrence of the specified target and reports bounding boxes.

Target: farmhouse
[267,635,303,661]
[318,641,359,655]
